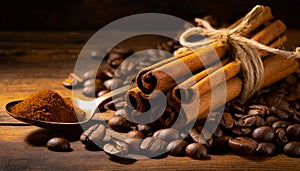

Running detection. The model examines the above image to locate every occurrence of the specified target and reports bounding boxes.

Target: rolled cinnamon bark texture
[136,5,273,95]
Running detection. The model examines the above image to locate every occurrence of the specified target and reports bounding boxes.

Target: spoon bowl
[5,86,129,130]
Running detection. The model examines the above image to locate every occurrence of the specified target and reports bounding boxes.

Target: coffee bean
[110,46,132,56]
[211,136,232,153]
[283,141,300,157]
[229,137,258,155]
[97,90,110,97]
[231,127,252,136]
[140,137,168,156]
[166,140,188,156]
[220,112,235,130]
[235,115,265,127]
[82,86,97,97]
[104,138,129,157]
[185,143,208,160]
[108,116,132,133]
[256,142,276,155]
[153,128,180,142]
[286,124,300,141]
[80,124,106,147]
[272,121,290,130]
[115,101,126,110]
[252,126,275,142]
[83,79,102,87]
[213,126,223,138]
[103,78,123,90]
[83,71,97,80]
[114,109,127,117]
[269,107,291,120]
[275,128,289,147]
[47,137,71,152]
[107,53,125,67]
[124,138,143,153]
[127,130,145,139]
[265,116,280,126]
[189,127,213,148]
[137,124,153,136]
[246,105,269,117]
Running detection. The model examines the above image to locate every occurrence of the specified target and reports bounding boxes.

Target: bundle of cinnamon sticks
[123,5,299,127]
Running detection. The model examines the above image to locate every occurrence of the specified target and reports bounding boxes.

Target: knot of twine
[179,12,300,100]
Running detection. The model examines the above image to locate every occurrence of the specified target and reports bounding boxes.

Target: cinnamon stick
[183,55,299,122]
[137,5,273,95]
[172,19,287,103]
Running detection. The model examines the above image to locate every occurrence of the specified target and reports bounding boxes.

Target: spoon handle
[95,85,131,108]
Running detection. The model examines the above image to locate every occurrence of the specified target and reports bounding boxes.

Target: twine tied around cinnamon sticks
[179,5,300,100]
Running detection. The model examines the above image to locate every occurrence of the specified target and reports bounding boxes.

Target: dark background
[0,0,299,30]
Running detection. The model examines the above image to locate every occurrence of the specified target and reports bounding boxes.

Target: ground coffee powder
[11,90,85,123]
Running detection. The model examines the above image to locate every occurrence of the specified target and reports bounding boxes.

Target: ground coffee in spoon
[10,90,85,123]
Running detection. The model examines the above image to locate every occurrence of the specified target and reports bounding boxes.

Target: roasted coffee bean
[83,79,102,87]
[166,140,188,156]
[283,141,300,157]
[114,109,127,117]
[211,136,232,153]
[108,116,131,133]
[235,115,265,127]
[83,71,97,80]
[246,105,269,117]
[103,78,123,90]
[252,126,275,142]
[80,124,106,147]
[124,138,143,153]
[272,121,290,130]
[228,137,258,155]
[231,127,252,136]
[286,124,300,141]
[104,138,129,157]
[265,116,280,126]
[275,128,289,146]
[220,112,234,130]
[213,126,223,138]
[127,130,145,139]
[107,53,125,67]
[97,90,110,97]
[110,46,132,56]
[140,137,168,156]
[269,106,291,120]
[47,137,71,152]
[153,128,180,142]
[189,127,213,148]
[185,143,208,160]
[256,142,276,155]
[115,101,126,110]
[137,124,153,136]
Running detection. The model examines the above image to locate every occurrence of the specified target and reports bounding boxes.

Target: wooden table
[0,31,299,171]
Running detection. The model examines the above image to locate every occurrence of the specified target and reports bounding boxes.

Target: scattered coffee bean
[185,143,208,160]
[272,121,290,130]
[97,89,110,97]
[246,105,269,117]
[189,127,213,148]
[235,115,265,127]
[229,137,258,155]
[104,138,129,157]
[286,124,300,141]
[127,130,145,139]
[213,127,224,138]
[108,116,132,133]
[80,124,106,147]
[256,142,276,155]
[137,124,153,136]
[252,126,275,142]
[220,112,235,130]
[103,78,123,90]
[211,136,232,153]
[275,128,289,147]
[153,128,180,142]
[283,141,300,157]
[265,116,280,126]
[140,137,168,156]
[124,138,143,153]
[166,140,188,156]
[47,137,71,152]
[231,127,252,136]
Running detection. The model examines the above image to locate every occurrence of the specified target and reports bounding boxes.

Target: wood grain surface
[0,31,299,171]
